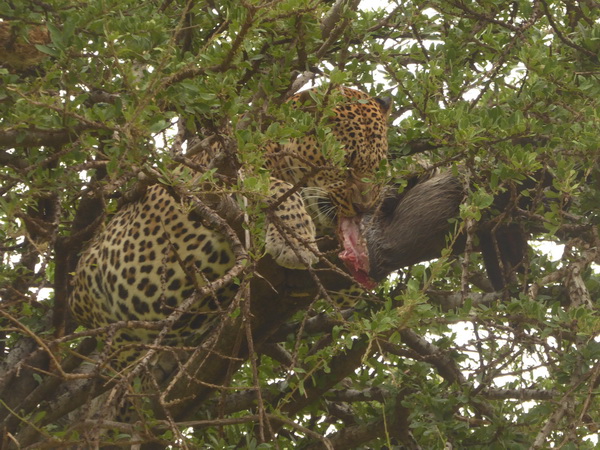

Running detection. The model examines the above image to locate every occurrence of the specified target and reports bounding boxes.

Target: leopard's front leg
[265,178,319,269]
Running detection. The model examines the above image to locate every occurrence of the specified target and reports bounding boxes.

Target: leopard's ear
[375,96,393,116]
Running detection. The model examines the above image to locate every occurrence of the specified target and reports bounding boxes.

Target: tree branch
[0,124,92,149]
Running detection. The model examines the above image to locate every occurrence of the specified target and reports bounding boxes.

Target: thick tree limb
[320,0,362,41]
[481,388,558,401]
[0,124,91,149]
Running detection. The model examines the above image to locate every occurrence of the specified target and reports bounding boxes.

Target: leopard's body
[68,87,391,364]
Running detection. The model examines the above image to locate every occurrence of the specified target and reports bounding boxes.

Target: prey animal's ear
[375,96,393,116]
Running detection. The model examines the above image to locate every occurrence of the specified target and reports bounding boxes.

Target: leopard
[68,86,392,367]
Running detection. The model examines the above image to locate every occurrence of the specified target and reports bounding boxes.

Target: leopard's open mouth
[338,216,376,289]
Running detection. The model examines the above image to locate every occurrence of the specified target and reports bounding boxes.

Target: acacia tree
[1,0,599,448]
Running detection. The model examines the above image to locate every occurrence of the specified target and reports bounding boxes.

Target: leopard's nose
[349,187,378,214]
[347,178,379,213]
[352,202,369,214]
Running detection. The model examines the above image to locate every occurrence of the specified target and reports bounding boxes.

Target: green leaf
[148,119,170,134]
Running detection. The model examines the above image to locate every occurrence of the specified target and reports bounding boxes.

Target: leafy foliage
[1,0,599,448]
